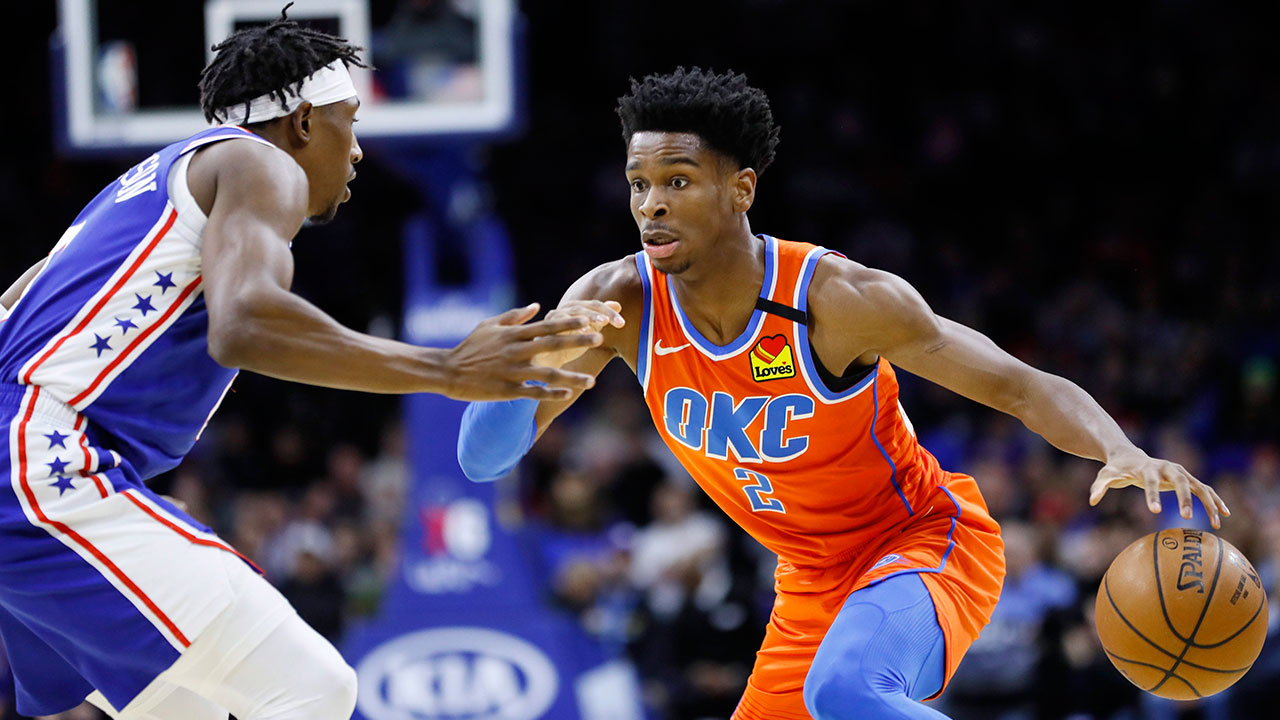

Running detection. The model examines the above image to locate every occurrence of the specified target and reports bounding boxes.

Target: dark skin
[3,97,603,401]
[528,130,1230,527]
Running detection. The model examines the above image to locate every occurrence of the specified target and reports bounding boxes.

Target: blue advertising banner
[343,160,646,720]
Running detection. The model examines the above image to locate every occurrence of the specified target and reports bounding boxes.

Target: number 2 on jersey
[734,468,786,513]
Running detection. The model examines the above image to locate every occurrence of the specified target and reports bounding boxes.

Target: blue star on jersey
[90,334,113,357]
[153,272,175,294]
[51,475,76,495]
[0,126,252,487]
[46,457,69,477]
[114,316,138,334]
[132,294,156,316]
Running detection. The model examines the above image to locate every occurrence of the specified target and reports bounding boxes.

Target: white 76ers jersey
[0,126,275,480]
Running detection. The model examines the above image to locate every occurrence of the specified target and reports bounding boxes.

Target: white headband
[216,62,358,125]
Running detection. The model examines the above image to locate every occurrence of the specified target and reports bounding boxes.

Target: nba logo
[750,334,796,382]
[420,498,491,561]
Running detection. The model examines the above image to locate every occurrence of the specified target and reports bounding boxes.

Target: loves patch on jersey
[750,334,796,382]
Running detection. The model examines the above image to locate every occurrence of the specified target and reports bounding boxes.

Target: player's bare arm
[529,257,643,435]
[196,140,601,401]
[807,253,1229,527]
[1,257,48,312]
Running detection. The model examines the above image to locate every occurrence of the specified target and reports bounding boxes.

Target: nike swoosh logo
[654,340,691,356]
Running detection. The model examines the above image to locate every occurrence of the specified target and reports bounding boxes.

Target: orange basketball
[1095,529,1268,700]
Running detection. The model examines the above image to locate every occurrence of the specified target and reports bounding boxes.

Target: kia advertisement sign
[344,607,645,720]
[356,628,558,720]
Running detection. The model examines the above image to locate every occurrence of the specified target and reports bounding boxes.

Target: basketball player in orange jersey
[457,67,1230,720]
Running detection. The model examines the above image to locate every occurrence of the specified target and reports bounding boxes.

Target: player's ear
[732,167,757,213]
[288,102,315,145]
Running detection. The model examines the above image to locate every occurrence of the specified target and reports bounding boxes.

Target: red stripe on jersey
[67,276,202,407]
[120,490,262,574]
[73,415,109,499]
[22,209,179,385]
[16,388,190,647]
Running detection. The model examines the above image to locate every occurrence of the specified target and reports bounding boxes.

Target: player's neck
[668,229,764,346]
[246,122,292,153]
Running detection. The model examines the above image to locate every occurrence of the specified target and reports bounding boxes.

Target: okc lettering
[662,387,814,462]
[1176,529,1205,594]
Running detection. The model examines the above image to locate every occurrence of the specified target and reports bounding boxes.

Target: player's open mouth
[643,238,679,259]
[642,227,678,255]
[642,227,679,258]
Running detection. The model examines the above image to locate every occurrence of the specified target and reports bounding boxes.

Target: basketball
[1095,529,1268,700]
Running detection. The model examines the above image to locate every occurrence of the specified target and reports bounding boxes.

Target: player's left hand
[1089,451,1230,529]
[531,300,625,369]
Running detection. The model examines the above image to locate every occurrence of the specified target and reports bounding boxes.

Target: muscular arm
[201,142,458,392]
[198,141,599,400]
[532,258,643,436]
[808,255,1228,525]
[456,258,638,481]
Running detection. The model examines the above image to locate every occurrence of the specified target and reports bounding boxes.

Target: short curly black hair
[616,67,781,175]
[198,3,366,125]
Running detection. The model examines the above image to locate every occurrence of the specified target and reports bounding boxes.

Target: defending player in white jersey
[0,9,601,720]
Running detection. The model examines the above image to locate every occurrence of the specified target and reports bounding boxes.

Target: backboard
[54,0,519,152]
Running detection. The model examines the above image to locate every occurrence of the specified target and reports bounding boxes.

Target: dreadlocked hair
[198,2,366,124]
[616,67,781,175]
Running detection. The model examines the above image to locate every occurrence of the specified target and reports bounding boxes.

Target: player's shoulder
[808,253,931,328]
[189,134,308,216]
[811,253,904,305]
[193,134,305,191]
[564,256,644,304]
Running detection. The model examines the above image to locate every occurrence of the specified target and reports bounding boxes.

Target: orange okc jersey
[633,236,1005,716]
[635,235,953,564]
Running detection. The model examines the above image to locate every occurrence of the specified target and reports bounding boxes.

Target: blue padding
[456,398,538,482]
[803,573,950,720]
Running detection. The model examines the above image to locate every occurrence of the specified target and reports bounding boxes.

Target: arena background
[2,2,1278,719]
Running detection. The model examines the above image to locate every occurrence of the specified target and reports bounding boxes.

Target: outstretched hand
[445,303,605,401]
[1089,451,1230,529]
[531,300,625,370]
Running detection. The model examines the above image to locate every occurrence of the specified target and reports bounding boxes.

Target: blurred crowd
[4,2,1280,719]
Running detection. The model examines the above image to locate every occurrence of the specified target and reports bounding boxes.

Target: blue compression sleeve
[457,399,539,482]
[804,573,949,720]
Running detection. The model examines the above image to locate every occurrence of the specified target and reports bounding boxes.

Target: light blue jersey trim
[792,245,877,403]
[871,373,915,516]
[668,235,778,360]
[634,252,654,390]
[868,486,963,586]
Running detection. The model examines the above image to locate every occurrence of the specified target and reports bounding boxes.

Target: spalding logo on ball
[1095,529,1268,700]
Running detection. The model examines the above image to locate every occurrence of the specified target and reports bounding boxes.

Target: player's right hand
[444,303,603,401]
[531,300,625,369]
[1088,450,1230,529]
